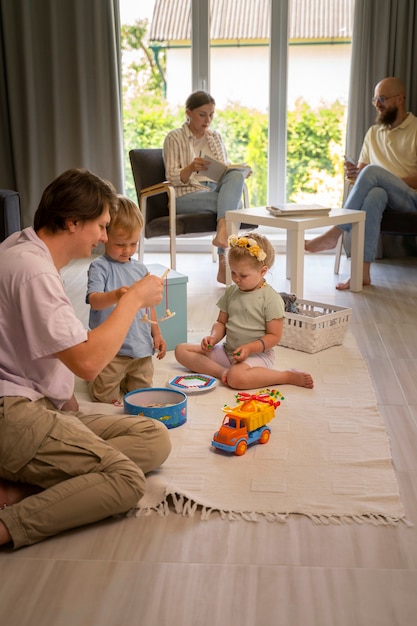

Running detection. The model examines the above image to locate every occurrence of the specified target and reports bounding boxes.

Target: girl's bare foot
[305,227,343,253]
[221,370,229,385]
[287,370,314,388]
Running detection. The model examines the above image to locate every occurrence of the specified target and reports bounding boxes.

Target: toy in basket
[212,389,284,456]
[280,299,352,354]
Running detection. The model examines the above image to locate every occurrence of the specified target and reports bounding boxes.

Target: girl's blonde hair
[108,194,143,236]
[227,232,275,269]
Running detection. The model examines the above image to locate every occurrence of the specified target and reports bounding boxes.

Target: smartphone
[344,154,356,165]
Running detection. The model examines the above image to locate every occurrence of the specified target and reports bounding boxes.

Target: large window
[120,0,353,208]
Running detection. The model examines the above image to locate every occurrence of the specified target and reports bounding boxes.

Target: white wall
[288,44,351,108]
[165,43,351,111]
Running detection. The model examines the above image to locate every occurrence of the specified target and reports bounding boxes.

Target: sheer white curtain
[346,0,417,160]
[0,0,123,226]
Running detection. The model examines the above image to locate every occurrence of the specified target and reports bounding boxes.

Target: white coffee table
[225,207,365,297]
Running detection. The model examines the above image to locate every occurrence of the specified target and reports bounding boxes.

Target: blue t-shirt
[86,255,153,359]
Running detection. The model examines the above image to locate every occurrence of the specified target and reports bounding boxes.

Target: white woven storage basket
[280,299,352,353]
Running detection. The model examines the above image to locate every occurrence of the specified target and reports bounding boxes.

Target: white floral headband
[228,235,267,262]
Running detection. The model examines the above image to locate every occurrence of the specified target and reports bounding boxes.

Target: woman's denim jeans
[175,169,245,254]
[340,164,417,262]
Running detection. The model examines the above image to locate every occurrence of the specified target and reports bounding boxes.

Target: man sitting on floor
[305,76,417,290]
[0,169,171,549]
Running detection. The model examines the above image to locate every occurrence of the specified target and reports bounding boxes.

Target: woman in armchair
[163,90,251,284]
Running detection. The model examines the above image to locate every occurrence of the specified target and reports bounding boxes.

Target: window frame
[191,0,289,205]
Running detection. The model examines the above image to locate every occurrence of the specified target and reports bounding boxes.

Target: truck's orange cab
[215,414,247,446]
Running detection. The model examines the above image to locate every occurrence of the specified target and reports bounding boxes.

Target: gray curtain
[344,0,417,257]
[0,0,124,227]
[346,0,417,161]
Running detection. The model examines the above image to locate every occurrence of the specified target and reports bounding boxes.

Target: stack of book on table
[266,204,331,217]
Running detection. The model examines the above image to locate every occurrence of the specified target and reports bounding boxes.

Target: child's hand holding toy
[201,335,215,351]
[233,345,250,362]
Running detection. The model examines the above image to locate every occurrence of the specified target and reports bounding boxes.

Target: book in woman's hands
[201,154,251,182]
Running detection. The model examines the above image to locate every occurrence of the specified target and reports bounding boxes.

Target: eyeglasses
[371,94,399,106]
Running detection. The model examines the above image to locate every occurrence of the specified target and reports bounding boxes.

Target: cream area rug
[75,332,408,526]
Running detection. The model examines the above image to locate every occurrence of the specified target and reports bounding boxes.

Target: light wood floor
[2,248,417,626]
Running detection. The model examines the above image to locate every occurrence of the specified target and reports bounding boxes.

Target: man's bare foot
[0,479,25,508]
[305,227,343,253]
[0,478,42,509]
[61,394,79,412]
[287,370,314,388]
[0,520,12,545]
[336,276,372,290]
[0,479,42,546]
[336,261,371,290]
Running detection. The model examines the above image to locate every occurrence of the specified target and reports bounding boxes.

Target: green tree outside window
[121,20,345,207]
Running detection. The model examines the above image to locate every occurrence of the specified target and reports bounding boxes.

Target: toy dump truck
[211,389,284,456]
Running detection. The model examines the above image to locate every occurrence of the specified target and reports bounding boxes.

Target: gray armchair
[0,189,21,242]
[129,148,250,270]
[129,148,217,270]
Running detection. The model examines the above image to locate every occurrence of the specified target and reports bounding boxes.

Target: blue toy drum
[123,388,187,429]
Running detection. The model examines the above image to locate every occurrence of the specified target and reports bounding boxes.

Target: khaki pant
[88,355,154,404]
[0,396,171,548]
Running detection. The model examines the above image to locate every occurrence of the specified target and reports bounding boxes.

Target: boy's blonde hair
[227,232,275,269]
[108,195,143,236]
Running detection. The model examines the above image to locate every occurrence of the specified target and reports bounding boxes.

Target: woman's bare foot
[305,226,343,253]
[212,218,228,249]
[212,235,228,249]
[287,370,314,388]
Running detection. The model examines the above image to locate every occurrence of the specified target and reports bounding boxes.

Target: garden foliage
[122,20,345,206]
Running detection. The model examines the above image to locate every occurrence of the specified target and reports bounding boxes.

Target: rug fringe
[135,492,412,527]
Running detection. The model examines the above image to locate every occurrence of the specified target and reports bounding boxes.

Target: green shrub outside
[123,98,345,206]
[121,20,346,207]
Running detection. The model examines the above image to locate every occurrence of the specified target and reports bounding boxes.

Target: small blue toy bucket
[123,387,187,429]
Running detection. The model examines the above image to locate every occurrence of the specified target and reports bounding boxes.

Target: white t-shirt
[0,228,87,408]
